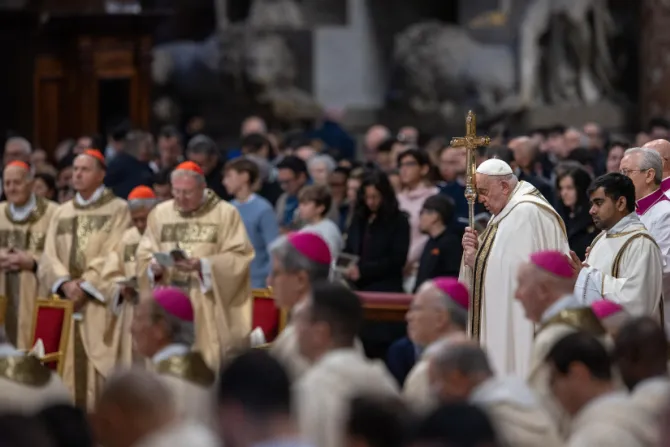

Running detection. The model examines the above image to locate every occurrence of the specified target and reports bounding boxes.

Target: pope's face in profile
[475,174,509,215]
[171,173,205,213]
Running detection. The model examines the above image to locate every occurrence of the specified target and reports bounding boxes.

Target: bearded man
[136,161,254,370]
[0,161,58,349]
[39,149,131,409]
[459,158,569,376]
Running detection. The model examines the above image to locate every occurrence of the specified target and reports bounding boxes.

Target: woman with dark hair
[33,173,57,201]
[343,170,410,292]
[556,166,597,259]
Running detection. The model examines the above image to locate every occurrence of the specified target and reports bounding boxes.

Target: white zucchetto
[476,159,514,176]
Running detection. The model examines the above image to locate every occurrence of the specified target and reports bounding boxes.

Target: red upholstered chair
[252,288,281,343]
[31,296,73,376]
[0,295,6,326]
[357,292,413,322]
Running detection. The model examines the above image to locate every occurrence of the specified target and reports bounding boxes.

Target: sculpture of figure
[248,0,305,29]
[393,22,516,121]
[519,0,616,107]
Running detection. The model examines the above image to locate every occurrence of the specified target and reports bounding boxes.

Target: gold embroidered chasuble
[37,188,131,408]
[136,190,255,370]
[0,197,58,349]
[0,354,71,414]
[459,181,569,376]
[95,226,144,368]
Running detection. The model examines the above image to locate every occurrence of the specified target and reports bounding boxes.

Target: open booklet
[153,249,188,268]
[80,280,105,303]
[334,253,359,273]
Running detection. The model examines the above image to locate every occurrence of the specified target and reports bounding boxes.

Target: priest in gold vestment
[38,150,131,408]
[136,161,254,369]
[97,186,159,368]
[132,287,215,425]
[0,161,58,349]
[0,326,70,414]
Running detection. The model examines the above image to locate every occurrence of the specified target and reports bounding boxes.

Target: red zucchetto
[175,161,204,176]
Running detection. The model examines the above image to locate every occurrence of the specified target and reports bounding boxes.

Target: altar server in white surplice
[614,317,670,426]
[428,338,562,447]
[294,282,398,447]
[546,332,657,447]
[403,277,468,413]
[459,158,569,376]
[571,173,663,319]
[620,148,670,333]
[515,250,607,439]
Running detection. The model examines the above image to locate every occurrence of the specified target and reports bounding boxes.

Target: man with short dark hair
[294,281,398,447]
[186,134,228,199]
[275,155,309,232]
[546,332,657,446]
[152,167,173,202]
[614,317,670,423]
[571,173,663,319]
[224,157,279,288]
[414,194,461,291]
[217,350,309,447]
[346,395,412,447]
[155,125,184,171]
[105,129,155,199]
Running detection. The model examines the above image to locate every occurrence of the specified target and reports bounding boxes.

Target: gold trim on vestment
[0,355,51,386]
[470,224,498,341]
[123,243,139,263]
[159,222,219,244]
[73,319,88,408]
[175,189,220,219]
[537,308,606,336]
[57,215,111,279]
[155,352,215,387]
[606,229,641,239]
[4,196,50,225]
[72,188,116,211]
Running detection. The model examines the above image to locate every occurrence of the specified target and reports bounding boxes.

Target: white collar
[152,343,190,364]
[8,194,36,222]
[0,343,22,358]
[635,375,670,393]
[75,185,105,206]
[470,376,538,408]
[541,294,582,323]
[607,212,641,235]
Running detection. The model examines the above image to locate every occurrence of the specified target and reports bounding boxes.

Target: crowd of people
[1,114,670,446]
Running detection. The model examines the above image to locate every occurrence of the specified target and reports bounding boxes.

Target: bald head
[364,125,391,151]
[241,116,267,136]
[643,139,670,178]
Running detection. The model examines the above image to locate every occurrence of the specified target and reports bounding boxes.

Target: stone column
[640,0,670,125]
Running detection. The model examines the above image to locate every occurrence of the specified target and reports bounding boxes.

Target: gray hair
[5,137,32,155]
[269,235,330,282]
[128,198,158,211]
[170,168,205,185]
[431,341,493,377]
[308,154,336,174]
[437,292,468,330]
[186,134,218,156]
[625,147,663,185]
[150,300,195,346]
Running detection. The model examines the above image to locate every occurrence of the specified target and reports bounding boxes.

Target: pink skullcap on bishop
[433,277,469,310]
[153,286,194,322]
[591,300,624,319]
[286,232,332,265]
[530,250,574,279]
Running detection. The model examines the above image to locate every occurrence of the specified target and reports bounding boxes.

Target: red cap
[175,161,204,176]
[286,232,332,265]
[591,300,624,319]
[432,277,470,310]
[153,287,194,322]
[128,185,156,200]
[530,250,574,279]
[5,161,30,171]
[83,149,106,167]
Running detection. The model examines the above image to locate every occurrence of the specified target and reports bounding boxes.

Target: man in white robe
[131,287,215,426]
[427,337,562,447]
[93,369,217,447]
[614,317,670,425]
[546,331,657,447]
[268,232,332,379]
[403,277,468,413]
[620,147,670,333]
[460,158,569,376]
[572,173,663,318]
[514,250,607,438]
[294,282,398,447]
[643,138,670,198]
[0,327,70,414]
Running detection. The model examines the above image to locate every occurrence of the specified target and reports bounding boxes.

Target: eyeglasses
[619,168,649,176]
